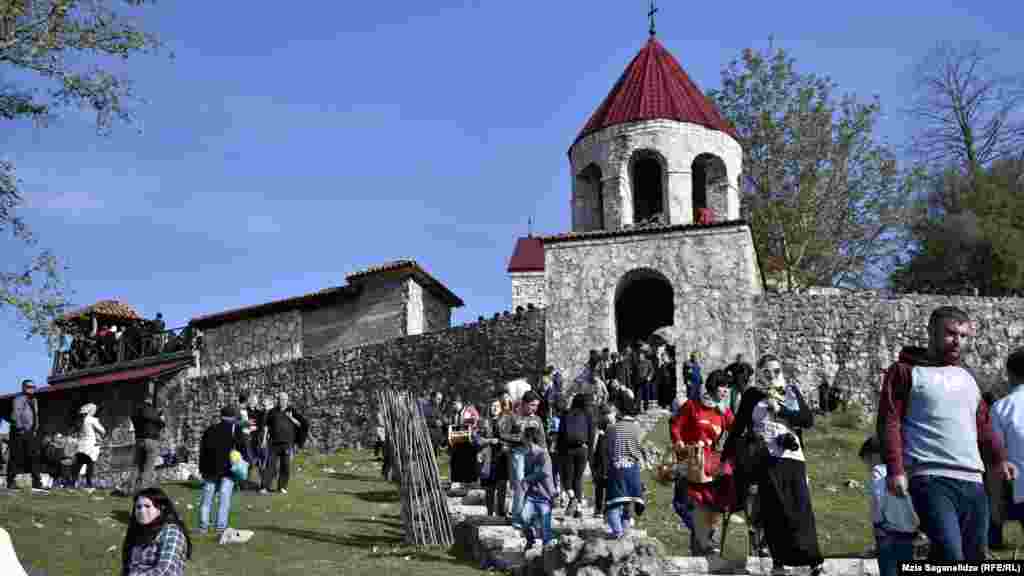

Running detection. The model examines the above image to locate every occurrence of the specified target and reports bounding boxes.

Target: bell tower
[568,32,743,233]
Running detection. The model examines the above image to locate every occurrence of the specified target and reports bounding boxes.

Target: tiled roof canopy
[573,36,738,147]
[57,300,142,324]
[507,237,545,273]
[190,259,462,329]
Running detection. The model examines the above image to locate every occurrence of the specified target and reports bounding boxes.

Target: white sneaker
[259,489,269,494]
[279,489,288,495]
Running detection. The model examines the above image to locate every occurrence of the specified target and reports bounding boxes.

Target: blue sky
[2,0,1021,397]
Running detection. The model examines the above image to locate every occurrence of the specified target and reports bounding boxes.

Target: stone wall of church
[198,310,303,377]
[544,224,763,392]
[756,290,1024,410]
[511,272,546,310]
[179,308,544,456]
[569,120,743,229]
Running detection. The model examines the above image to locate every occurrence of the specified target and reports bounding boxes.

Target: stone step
[662,556,880,576]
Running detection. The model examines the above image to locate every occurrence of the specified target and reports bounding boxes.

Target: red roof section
[573,36,738,146]
[43,359,194,394]
[507,237,545,273]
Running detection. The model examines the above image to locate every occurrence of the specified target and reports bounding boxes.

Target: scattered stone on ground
[219,528,255,544]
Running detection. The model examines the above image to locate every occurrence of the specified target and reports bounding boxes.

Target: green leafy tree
[892,159,1024,296]
[708,41,918,290]
[1,0,166,342]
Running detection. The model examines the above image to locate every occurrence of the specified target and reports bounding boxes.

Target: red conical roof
[573,36,738,147]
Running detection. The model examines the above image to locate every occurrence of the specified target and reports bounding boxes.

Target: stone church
[509,33,763,381]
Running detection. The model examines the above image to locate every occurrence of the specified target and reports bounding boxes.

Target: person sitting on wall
[260,392,308,495]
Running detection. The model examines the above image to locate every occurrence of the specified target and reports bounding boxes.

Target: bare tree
[907,41,1024,177]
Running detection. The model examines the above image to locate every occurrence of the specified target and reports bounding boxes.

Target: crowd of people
[56,312,199,374]
[376,305,1024,576]
[6,305,1024,575]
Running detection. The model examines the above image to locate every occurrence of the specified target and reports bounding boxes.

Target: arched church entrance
[614,269,674,350]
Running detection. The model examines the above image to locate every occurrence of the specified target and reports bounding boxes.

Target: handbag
[229,449,249,482]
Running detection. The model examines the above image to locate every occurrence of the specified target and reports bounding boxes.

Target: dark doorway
[615,270,674,349]
[631,153,664,224]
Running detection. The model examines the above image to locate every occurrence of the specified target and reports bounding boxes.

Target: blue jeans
[521,498,553,545]
[909,475,988,561]
[875,530,914,576]
[607,503,633,537]
[509,448,526,521]
[199,476,235,531]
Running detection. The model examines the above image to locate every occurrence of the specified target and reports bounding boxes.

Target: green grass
[1,453,482,576]
[621,412,1024,559]
[5,415,1024,574]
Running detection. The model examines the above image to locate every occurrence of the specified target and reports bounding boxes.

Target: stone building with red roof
[509,31,763,379]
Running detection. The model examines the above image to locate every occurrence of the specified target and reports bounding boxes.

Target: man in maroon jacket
[877,306,1017,561]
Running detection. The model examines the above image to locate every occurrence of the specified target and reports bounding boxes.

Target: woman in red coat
[670,369,735,555]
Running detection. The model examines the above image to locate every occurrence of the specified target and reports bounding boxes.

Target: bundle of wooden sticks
[377,390,454,548]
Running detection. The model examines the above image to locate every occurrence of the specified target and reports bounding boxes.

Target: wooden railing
[51,325,200,377]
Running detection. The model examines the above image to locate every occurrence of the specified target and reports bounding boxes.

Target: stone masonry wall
[421,282,453,333]
[544,224,762,393]
[511,272,546,310]
[179,308,544,459]
[757,290,1024,410]
[301,276,408,356]
[198,310,302,377]
[569,119,743,228]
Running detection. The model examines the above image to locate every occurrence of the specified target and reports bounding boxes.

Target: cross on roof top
[648,0,659,36]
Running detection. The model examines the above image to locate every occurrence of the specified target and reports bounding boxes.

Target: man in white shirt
[988,348,1024,549]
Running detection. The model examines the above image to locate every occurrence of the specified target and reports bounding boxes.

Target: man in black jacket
[198,406,246,534]
[131,396,165,492]
[260,392,308,494]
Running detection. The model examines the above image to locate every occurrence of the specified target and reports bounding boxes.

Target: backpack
[564,413,588,447]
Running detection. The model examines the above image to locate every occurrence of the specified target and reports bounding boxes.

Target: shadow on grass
[253,524,403,547]
[346,517,403,529]
[328,472,381,482]
[330,488,400,503]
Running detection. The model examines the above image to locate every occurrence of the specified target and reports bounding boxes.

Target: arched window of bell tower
[691,153,728,222]
[630,150,665,225]
[575,163,604,231]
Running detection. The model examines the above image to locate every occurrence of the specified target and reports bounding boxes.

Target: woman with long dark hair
[122,487,192,576]
[723,354,823,576]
